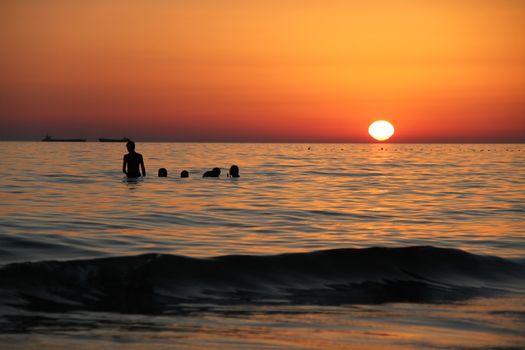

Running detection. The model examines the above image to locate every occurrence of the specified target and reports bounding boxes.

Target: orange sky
[1,0,524,142]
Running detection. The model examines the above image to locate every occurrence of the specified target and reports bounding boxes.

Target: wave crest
[1,246,524,313]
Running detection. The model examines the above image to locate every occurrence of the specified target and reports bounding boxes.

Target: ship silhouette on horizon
[98,137,131,142]
[41,134,86,142]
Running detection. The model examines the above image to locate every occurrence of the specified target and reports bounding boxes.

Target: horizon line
[1,139,524,144]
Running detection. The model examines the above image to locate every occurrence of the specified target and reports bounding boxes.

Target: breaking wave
[1,246,524,314]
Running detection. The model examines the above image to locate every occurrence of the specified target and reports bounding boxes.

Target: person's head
[126,141,135,152]
[158,168,167,177]
[229,165,240,177]
[213,167,221,175]
[180,170,189,178]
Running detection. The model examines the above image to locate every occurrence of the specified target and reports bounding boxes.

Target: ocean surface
[1,142,524,349]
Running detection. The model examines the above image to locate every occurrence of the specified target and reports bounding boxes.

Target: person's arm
[122,155,127,175]
[140,156,146,176]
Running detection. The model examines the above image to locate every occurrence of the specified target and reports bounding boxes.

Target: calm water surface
[1,142,524,349]
[1,142,524,262]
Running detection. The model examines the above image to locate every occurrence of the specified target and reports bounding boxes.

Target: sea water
[0,142,524,349]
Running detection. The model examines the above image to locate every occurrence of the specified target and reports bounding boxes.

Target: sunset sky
[1,0,524,142]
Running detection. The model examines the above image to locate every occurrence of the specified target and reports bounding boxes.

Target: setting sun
[369,120,395,141]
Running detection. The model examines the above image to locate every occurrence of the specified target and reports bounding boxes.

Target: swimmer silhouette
[180,170,189,178]
[228,165,240,177]
[203,167,221,177]
[158,168,167,177]
[122,141,146,178]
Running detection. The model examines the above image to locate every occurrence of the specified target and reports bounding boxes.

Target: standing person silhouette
[122,141,146,178]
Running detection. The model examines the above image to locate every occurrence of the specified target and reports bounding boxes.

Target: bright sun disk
[368,120,395,141]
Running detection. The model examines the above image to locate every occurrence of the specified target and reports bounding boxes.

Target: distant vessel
[98,137,131,142]
[42,134,86,142]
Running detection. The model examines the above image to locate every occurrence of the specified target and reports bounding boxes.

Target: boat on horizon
[98,137,131,142]
[42,134,86,142]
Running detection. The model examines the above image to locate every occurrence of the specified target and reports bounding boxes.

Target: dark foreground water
[0,142,524,349]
